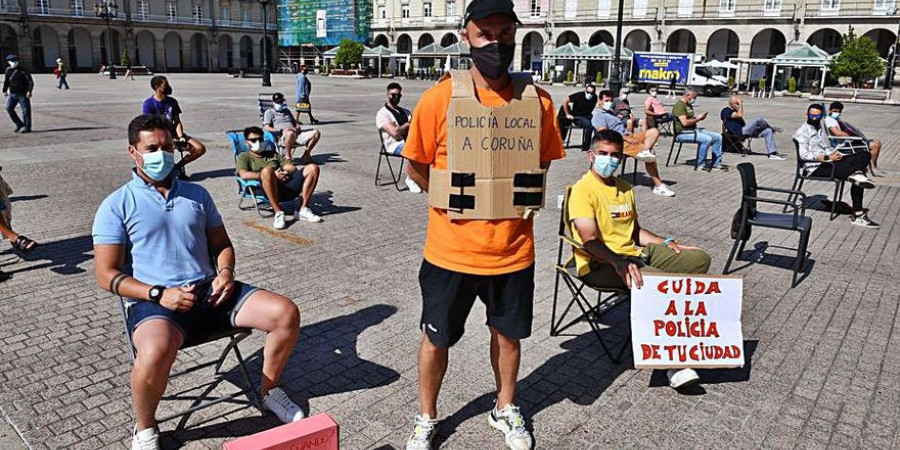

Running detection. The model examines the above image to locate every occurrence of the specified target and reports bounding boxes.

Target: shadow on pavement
[28,126,110,133]
[648,340,759,392]
[0,234,93,277]
[162,304,401,448]
[310,152,346,165]
[185,168,235,181]
[9,194,48,202]
[728,241,815,286]
[311,190,361,216]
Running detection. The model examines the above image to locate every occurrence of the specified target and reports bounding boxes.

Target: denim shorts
[126,278,259,347]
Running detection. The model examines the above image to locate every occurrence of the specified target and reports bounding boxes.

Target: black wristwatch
[148,285,165,303]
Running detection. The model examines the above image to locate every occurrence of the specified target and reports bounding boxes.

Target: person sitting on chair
[591,90,675,197]
[237,126,322,229]
[793,104,879,229]
[568,129,712,389]
[375,82,421,193]
[263,92,321,164]
[557,82,598,151]
[92,115,307,450]
[612,87,635,133]
[720,95,785,160]
[643,86,674,130]
[824,101,884,176]
[673,88,727,172]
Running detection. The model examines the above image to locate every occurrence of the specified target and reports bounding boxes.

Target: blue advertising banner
[632,53,692,86]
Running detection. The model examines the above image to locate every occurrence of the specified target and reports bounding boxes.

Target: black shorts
[418,259,535,348]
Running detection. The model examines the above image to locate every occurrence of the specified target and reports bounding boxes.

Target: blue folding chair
[225,129,281,217]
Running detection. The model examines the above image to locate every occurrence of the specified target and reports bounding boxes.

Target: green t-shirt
[672,100,695,134]
[235,150,287,173]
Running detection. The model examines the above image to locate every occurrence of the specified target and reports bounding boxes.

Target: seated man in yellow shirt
[567,128,712,390]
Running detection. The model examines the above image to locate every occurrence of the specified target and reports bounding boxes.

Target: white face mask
[249,141,262,152]
[601,101,613,111]
[620,93,629,100]
[649,90,657,97]
[8,61,18,68]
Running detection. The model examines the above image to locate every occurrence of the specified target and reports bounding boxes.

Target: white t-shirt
[375,105,411,154]
[823,116,839,132]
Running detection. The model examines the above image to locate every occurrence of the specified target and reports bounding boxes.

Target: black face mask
[389,94,402,106]
[469,42,515,80]
[807,114,822,129]
[164,85,173,96]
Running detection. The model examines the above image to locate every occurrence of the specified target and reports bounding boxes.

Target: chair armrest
[757,186,807,202]
[559,234,586,252]
[745,195,802,228]
[800,158,836,178]
[238,178,262,188]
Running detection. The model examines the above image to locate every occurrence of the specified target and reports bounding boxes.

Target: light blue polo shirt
[92,171,224,294]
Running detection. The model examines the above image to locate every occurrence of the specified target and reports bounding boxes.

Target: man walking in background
[2,55,33,133]
[295,65,320,125]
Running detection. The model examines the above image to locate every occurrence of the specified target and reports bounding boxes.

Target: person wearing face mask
[376,82,421,192]
[558,82,598,151]
[93,115,308,450]
[568,129,711,390]
[612,87,635,133]
[592,90,675,197]
[823,101,884,177]
[2,55,33,133]
[673,88,727,171]
[793,104,879,228]
[263,92,322,164]
[401,1,565,448]
[720,95,785,160]
[141,76,207,178]
[294,65,319,125]
[643,87,674,131]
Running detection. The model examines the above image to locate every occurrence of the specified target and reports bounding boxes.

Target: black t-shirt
[567,91,596,117]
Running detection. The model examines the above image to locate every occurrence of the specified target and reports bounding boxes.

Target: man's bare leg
[234,290,301,395]
[0,214,18,242]
[299,164,320,209]
[131,319,183,430]
[418,335,448,417]
[641,128,664,187]
[258,167,283,213]
[282,129,297,161]
[489,326,520,409]
[870,139,882,171]
[299,130,321,163]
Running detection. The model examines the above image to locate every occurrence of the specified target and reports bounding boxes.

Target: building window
[220,5,229,24]
[191,3,201,23]
[35,0,48,15]
[401,3,409,18]
[821,0,839,10]
[137,0,148,19]
[565,0,577,18]
[377,5,385,18]
[423,2,431,17]
[166,1,177,22]
[70,0,83,16]
[530,0,540,16]
[633,0,648,16]
[597,0,610,17]
[719,0,735,12]
[446,0,456,17]
[763,0,781,11]
[678,0,693,16]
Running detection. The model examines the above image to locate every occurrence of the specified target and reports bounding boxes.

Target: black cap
[463,0,521,25]
[272,93,285,102]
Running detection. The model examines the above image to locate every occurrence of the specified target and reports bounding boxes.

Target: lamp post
[94,0,118,79]
[259,0,271,87]
[608,0,626,94]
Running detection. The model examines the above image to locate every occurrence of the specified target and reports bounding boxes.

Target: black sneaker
[850,214,879,229]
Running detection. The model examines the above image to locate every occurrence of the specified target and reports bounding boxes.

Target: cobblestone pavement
[0,74,898,450]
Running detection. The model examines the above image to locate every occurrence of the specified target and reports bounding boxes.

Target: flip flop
[12,235,37,254]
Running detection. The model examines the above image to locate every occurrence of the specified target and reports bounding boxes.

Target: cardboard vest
[428,70,546,220]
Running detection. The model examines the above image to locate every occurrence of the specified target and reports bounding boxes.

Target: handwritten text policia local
[454,115,537,152]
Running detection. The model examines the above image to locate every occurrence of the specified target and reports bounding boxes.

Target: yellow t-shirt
[567,171,641,276]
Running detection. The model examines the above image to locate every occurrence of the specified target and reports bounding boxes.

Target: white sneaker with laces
[132,426,159,450]
[850,214,880,229]
[406,176,423,193]
[652,184,675,197]
[848,173,875,189]
[262,387,306,423]
[488,404,533,450]
[297,207,322,223]
[667,368,700,389]
[767,153,786,161]
[405,414,440,450]
[635,150,657,162]
[273,211,286,229]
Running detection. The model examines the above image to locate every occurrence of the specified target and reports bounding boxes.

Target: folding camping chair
[551,186,631,363]
[117,296,263,430]
[224,129,297,217]
[826,121,870,157]
[786,138,845,220]
[666,129,701,167]
[375,129,406,190]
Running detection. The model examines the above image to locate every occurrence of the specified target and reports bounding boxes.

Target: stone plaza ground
[0,73,899,449]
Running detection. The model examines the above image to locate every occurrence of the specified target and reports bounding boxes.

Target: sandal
[12,235,37,254]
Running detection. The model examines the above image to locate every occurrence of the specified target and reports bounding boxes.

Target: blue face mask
[830,112,841,119]
[140,150,175,181]
[592,154,620,178]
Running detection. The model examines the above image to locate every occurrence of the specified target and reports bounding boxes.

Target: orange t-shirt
[402,75,566,275]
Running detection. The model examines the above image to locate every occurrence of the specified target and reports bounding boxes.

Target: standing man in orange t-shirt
[401,1,565,449]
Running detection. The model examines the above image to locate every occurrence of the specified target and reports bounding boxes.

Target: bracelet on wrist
[663,237,677,247]
[218,267,235,276]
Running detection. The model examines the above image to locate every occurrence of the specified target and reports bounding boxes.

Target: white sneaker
[132,427,159,450]
[262,387,306,423]
[667,368,700,389]
[488,404,533,450]
[652,184,675,197]
[406,176,423,193]
[635,150,657,162]
[848,173,875,189]
[405,414,440,450]
[297,207,322,223]
[767,153,786,161]
[273,211,286,229]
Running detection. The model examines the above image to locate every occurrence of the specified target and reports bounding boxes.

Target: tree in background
[830,26,885,87]
[335,39,364,70]
[120,48,131,67]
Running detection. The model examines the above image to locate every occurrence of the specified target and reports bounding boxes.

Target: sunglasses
[808,114,823,119]
[247,137,262,143]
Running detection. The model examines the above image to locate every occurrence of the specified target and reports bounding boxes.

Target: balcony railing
[661,3,793,18]
[9,7,265,27]
[805,1,899,16]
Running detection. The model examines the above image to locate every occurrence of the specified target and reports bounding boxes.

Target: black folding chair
[666,129,700,167]
[551,186,631,364]
[375,129,406,190]
[118,297,264,430]
[565,122,592,150]
[786,138,845,220]
[721,122,753,156]
[725,163,812,288]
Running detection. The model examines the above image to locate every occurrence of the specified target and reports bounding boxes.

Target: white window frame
[530,0,541,17]
[191,3,201,23]
[35,0,48,15]
[70,0,83,16]
[446,0,456,22]
[166,1,177,23]
[401,3,409,20]
[423,1,431,17]
[240,4,249,24]
[565,0,577,18]
[596,0,610,17]
[719,0,735,15]
[219,5,229,24]
[821,0,840,13]
[377,5,385,18]
[677,0,694,16]
[872,0,894,13]
[137,0,148,20]
[633,0,648,17]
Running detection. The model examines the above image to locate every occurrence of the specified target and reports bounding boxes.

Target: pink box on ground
[223,413,339,450]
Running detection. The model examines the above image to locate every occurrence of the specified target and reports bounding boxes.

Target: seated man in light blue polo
[92,115,306,450]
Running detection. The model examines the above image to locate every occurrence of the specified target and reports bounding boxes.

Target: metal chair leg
[723,237,743,274]
[666,138,677,167]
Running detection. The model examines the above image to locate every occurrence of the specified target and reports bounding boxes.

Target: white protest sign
[630,274,744,369]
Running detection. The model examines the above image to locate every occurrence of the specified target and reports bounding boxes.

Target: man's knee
[681,249,712,274]
[135,339,179,369]
[489,327,521,350]
[304,163,320,177]
[260,166,276,178]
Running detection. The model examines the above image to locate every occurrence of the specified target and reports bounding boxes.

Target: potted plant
[595,71,603,86]
[407,66,415,80]
[564,70,574,86]
[784,76,801,97]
